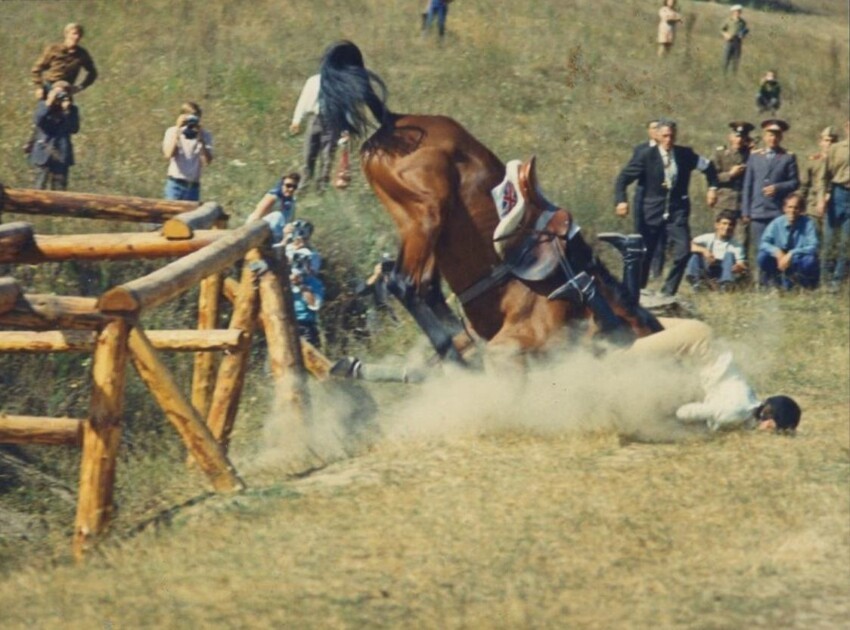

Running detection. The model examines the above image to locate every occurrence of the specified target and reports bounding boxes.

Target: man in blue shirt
[289,248,325,348]
[757,192,819,289]
[246,172,301,244]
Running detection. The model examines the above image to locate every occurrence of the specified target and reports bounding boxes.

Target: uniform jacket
[741,147,799,220]
[712,145,751,212]
[615,144,719,226]
[29,100,79,167]
[799,152,827,212]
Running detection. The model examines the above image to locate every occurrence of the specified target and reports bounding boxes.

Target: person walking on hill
[657,0,684,58]
[818,119,850,291]
[29,81,79,190]
[721,4,749,75]
[741,119,799,257]
[30,23,97,100]
[614,120,719,296]
[290,73,341,192]
[422,0,453,41]
[162,102,213,201]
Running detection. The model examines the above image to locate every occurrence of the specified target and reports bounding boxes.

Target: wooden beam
[0,414,82,446]
[0,222,34,261]
[97,221,271,314]
[0,185,197,222]
[73,318,130,560]
[254,251,310,419]
[206,263,258,448]
[0,277,21,315]
[191,273,222,418]
[9,230,228,264]
[223,275,331,381]
[162,202,228,240]
[0,294,110,330]
[127,326,244,493]
[0,329,245,353]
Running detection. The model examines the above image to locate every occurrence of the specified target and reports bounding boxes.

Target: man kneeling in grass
[685,210,748,291]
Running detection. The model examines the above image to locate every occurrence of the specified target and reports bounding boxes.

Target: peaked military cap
[729,121,755,136]
[761,119,790,132]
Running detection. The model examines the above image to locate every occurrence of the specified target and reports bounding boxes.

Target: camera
[182,114,200,139]
[291,219,313,241]
[380,253,395,274]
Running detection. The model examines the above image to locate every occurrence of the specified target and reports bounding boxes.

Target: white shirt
[692,232,746,263]
[291,74,321,126]
[163,127,213,183]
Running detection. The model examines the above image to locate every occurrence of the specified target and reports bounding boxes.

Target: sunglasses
[283,182,298,190]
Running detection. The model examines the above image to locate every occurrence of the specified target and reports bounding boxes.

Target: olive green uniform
[799,152,828,215]
[711,145,750,214]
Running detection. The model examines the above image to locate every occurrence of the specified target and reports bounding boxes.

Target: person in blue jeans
[162,101,213,201]
[685,210,747,291]
[422,0,452,39]
[757,193,819,289]
[246,172,301,245]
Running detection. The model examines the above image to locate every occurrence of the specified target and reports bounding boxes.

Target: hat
[730,4,743,11]
[758,395,801,432]
[761,119,789,132]
[729,121,754,136]
[821,126,839,140]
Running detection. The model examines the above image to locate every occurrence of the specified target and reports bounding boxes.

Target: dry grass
[0,0,848,627]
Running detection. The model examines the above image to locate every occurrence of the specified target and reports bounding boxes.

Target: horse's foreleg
[385,272,465,364]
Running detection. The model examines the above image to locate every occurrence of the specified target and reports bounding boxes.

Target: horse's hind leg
[386,272,465,364]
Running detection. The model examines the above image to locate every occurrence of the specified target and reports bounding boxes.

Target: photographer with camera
[162,101,213,201]
[288,248,326,348]
[29,81,79,190]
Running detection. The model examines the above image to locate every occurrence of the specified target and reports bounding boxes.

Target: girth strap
[456,263,513,306]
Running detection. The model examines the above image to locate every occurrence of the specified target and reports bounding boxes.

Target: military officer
[818,119,850,290]
[799,127,838,220]
[712,121,754,251]
[741,119,799,258]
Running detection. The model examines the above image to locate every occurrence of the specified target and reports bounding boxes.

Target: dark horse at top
[319,41,662,362]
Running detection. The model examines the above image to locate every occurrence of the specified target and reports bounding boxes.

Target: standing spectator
[290,73,340,192]
[818,119,850,291]
[614,120,719,296]
[657,0,684,58]
[757,193,819,290]
[30,23,97,99]
[799,126,837,220]
[636,120,667,280]
[712,120,755,252]
[721,4,749,75]
[162,102,213,201]
[289,248,326,348]
[741,119,799,257]
[246,172,301,245]
[685,210,748,291]
[29,81,79,190]
[756,70,782,114]
[422,0,453,40]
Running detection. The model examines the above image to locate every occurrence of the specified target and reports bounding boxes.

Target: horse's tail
[319,41,391,137]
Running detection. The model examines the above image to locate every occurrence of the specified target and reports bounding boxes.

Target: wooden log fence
[0,187,319,559]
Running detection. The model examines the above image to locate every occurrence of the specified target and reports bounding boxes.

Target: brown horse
[320,41,662,361]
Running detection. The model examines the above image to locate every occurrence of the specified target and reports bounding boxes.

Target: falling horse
[319,41,662,361]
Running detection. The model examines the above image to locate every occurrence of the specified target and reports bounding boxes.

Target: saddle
[491,156,579,281]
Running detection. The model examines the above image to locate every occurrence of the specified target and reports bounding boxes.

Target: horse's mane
[319,40,391,137]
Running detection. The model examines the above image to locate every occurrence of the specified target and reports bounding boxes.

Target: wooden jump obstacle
[0,184,317,560]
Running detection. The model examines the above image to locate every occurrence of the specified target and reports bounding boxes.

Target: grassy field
[0,0,848,627]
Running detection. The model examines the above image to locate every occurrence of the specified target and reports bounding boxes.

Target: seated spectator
[756,70,781,114]
[246,172,301,245]
[288,248,325,348]
[757,193,819,289]
[685,210,748,291]
[29,81,79,190]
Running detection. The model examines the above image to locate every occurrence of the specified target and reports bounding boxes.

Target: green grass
[0,0,848,626]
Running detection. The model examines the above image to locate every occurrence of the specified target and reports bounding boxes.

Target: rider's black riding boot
[598,233,645,306]
[548,272,635,346]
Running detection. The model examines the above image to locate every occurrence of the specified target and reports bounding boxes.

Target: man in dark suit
[614,120,719,296]
[741,119,799,258]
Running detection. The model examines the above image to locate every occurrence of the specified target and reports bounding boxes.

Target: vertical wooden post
[206,260,259,448]
[255,251,310,424]
[127,326,244,493]
[191,272,222,417]
[73,318,130,561]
